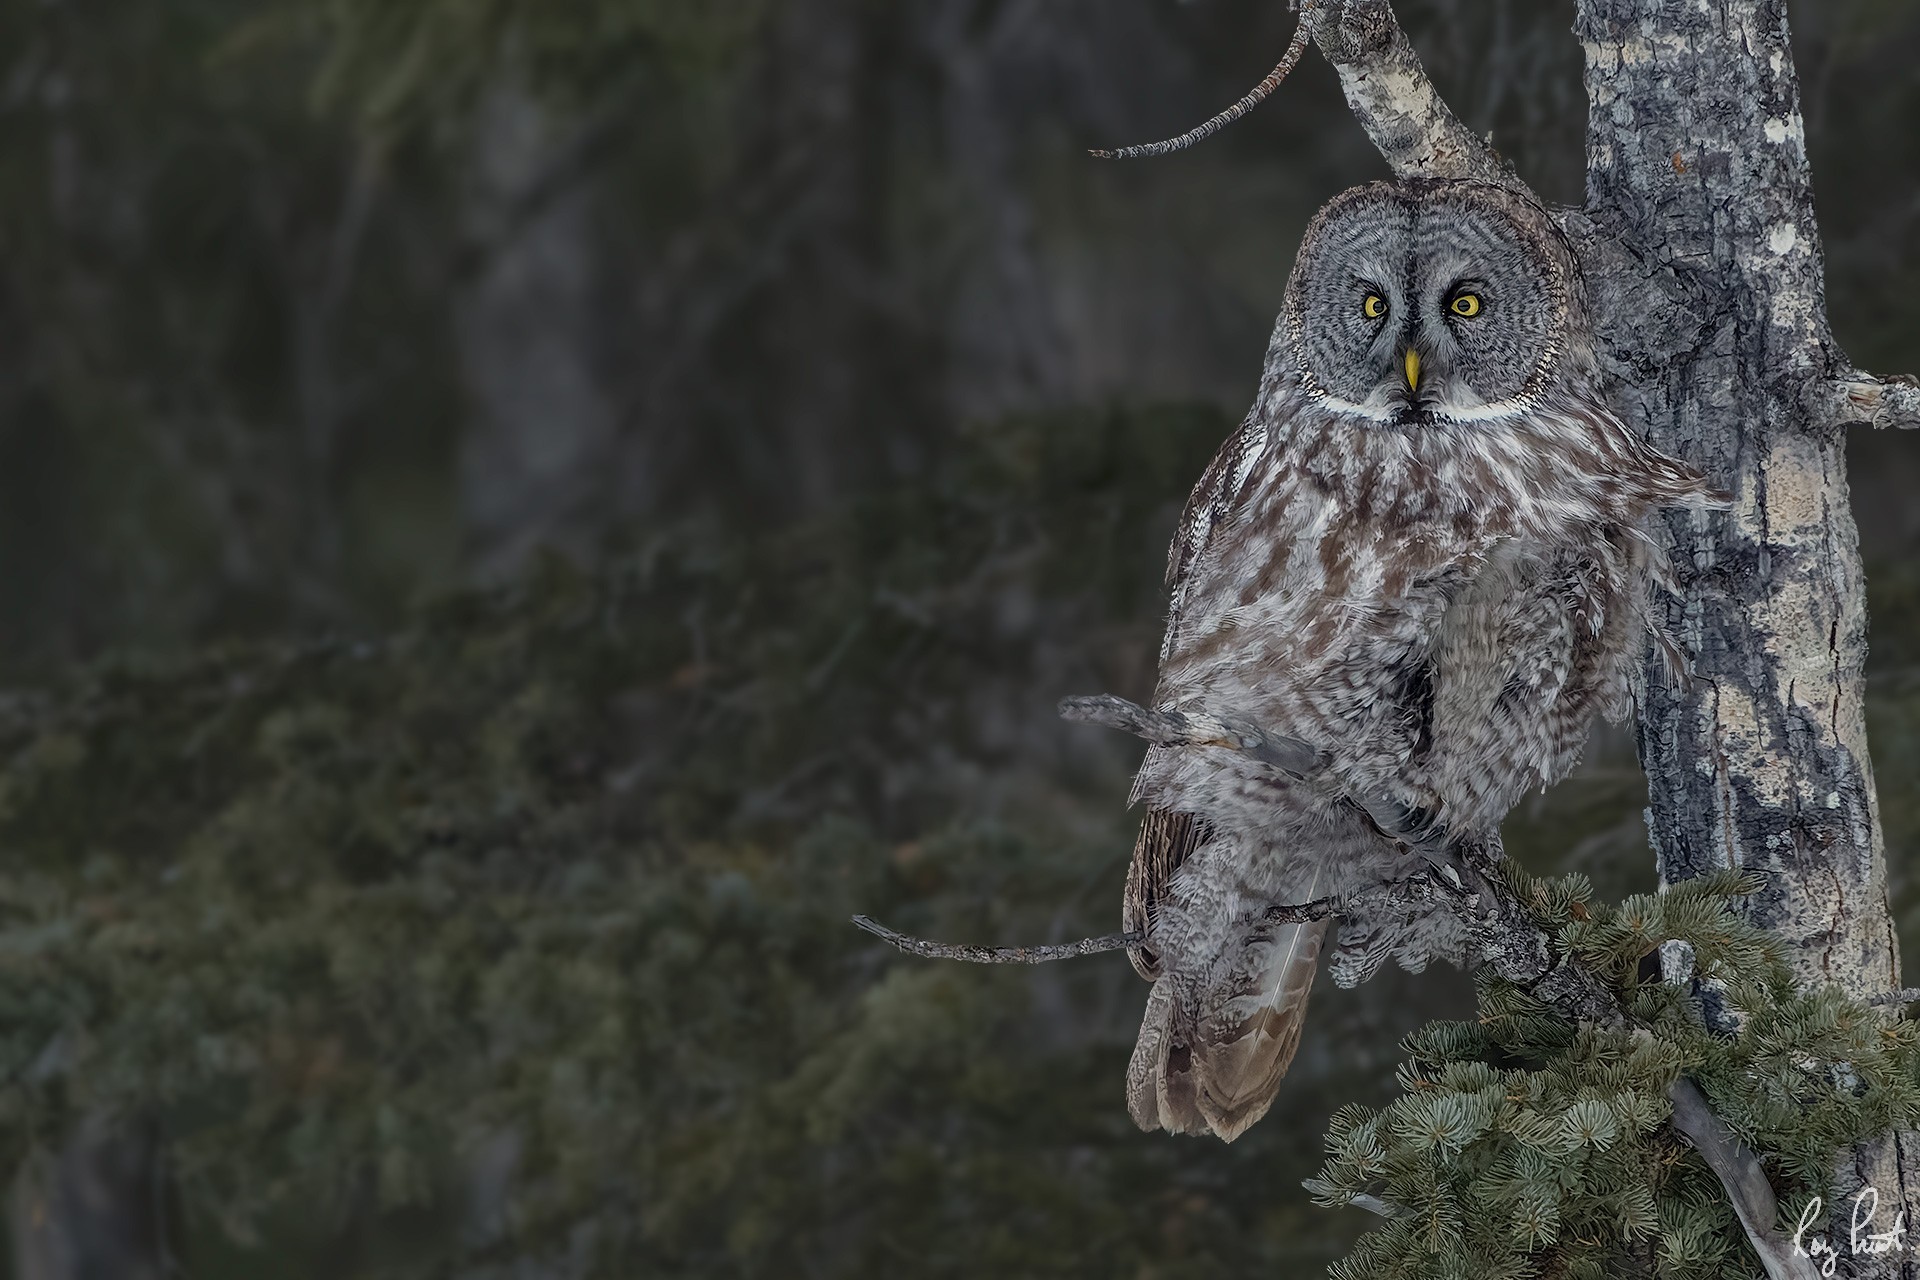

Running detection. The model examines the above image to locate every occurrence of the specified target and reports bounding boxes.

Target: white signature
[1793,1189,1910,1276]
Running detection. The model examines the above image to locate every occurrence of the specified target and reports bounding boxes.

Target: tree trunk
[9,1120,168,1280]
[1574,4,1920,1268]
[1578,0,1897,1014]
[456,82,617,577]
[1301,0,1920,1270]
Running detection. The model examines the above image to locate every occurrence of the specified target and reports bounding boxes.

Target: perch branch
[1090,12,1312,160]
[851,916,1139,964]
[1061,693,1601,1013]
[1299,0,1509,183]
[1810,371,1920,431]
[852,896,1344,966]
[1063,690,1805,1269]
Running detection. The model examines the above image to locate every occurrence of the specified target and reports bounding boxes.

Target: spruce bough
[1310,869,1920,1279]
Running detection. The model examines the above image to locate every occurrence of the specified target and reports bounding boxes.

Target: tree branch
[1090,14,1312,160]
[1062,688,1808,1273]
[850,916,1139,964]
[1060,693,1605,1016]
[1298,0,1509,183]
[1867,988,1920,1008]
[1809,371,1920,431]
[1080,0,1509,182]
[851,897,1343,966]
[884,682,1806,1274]
[1668,1078,1821,1280]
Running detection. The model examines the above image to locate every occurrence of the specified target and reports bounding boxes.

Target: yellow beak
[1403,349,1421,393]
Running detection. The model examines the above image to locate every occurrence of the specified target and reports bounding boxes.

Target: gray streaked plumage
[1122,178,1722,1142]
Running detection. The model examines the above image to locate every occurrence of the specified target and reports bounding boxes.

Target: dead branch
[852,896,1341,966]
[1299,0,1508,183]
[1090,13,1312,160]
[1083,0,1507,183]
[851,916,1138,964]
[1811,371,1920,431]
[1669,1078,1822,1280]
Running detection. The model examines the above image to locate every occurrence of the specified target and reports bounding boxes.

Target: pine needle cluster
[1310,867,1920,1279]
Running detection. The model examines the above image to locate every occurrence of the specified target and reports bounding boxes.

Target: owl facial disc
[1283,180,1574,428]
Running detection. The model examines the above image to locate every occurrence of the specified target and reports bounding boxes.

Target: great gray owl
[1123,178,1721,1141]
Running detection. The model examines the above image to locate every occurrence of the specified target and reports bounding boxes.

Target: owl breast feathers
[1122,178,1724,1142]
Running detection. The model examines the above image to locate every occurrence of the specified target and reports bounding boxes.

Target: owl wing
[1410,530,1648,836]
[1160,414,1267,649]
[1121,414,1330,1139]
[1123,417,1265,982]
[1120,407,1489,1141]
[1328,531,1658,989]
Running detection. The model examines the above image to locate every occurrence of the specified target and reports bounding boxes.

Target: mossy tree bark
[1301,0,1917,1270]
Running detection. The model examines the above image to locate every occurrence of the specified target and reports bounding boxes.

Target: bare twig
[851,915,1138,964]
[852,896,1343,965]
[1090,13,1313,160]
[1668,1078,1822,1280]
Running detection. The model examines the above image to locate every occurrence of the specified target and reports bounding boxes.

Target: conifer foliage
[1309,868,1920,1279]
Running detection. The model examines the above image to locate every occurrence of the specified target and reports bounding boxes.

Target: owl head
[1282,179,1587,427]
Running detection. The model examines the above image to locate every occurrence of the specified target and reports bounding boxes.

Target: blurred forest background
[1,0,1918,1276]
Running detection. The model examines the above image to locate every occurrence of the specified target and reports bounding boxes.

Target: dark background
[0,1,1917,1275]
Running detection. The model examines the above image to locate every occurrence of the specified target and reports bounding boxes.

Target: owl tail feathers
[1125,918,1327,1143]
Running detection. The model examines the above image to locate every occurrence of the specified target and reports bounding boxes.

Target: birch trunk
[1300,0,1919,1270]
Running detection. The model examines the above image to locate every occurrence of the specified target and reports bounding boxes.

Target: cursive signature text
[1792,1188,1910,1276]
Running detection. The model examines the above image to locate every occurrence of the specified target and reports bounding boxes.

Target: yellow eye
[1363,294,1387,319]
[1450,293,1482,317]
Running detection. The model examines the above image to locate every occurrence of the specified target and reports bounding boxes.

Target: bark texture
[1301,0,1915,1270]
[1575,0,1895,1011]
[1574,6,1917,1268]
[1301,0,1510,184]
